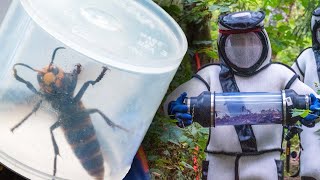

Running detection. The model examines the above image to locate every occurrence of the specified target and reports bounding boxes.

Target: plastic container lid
[20,0,187,73]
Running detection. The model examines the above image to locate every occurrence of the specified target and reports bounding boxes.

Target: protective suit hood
[312,7,320,50]
[218,11,272,76]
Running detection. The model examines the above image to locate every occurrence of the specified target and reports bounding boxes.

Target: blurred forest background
[142,0,320,179]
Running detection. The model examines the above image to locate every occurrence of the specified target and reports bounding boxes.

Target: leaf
[291,108,312,118]
[219,7,230,13]
[168,139,180,146]
[163,150,171,156]
[209,5,221,11]
[209,4,230,13]
[185,138,193,145]
[278,25,288,33]
[191,125,198,137]
[189,142,196,149]
[301,110,312,118]
[150,168,163,177]
[199,127,209,134]
[180,161,194,169]
[290,109,304,117]
[178,135,189,143]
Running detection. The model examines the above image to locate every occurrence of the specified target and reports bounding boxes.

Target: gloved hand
[300,93,320,127]
[168,92,192,128]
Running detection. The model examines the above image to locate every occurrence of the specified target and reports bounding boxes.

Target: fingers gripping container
[0,0,187,179]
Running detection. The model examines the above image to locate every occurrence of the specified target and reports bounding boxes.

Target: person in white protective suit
[291,7,320,180]
[164,10,320,180]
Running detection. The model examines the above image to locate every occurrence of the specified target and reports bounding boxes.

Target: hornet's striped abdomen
[61,103,104,180]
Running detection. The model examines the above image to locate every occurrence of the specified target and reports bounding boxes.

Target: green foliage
[143,114,209,179]
[293,0,320,38]
[154,0,214,25]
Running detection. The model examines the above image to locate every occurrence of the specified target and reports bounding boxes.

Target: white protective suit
[165,11,318,180]
[291,7,320,180]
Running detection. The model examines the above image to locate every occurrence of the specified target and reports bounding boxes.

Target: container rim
[20,0,188,74]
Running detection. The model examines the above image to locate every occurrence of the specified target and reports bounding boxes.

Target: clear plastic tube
[187,90,309,127]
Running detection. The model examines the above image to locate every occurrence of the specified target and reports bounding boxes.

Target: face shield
[219,29,269,74]
[224,32,263,68]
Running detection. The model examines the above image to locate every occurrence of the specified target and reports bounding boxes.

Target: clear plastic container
[0,0,187,179]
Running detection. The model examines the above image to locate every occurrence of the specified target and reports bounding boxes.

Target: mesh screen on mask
[224,32,263,68]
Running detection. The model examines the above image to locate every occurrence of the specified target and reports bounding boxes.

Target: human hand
[300,93,320,127]
[168,92,192,127]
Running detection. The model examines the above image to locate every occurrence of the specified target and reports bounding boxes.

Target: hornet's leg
[50,121,61,177]
[73,66,109,103]
[13,63,42,95]
[79,109,128,132]
[11,100,42,132]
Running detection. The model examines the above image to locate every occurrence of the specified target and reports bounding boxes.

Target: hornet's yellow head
[37,65,65,94]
